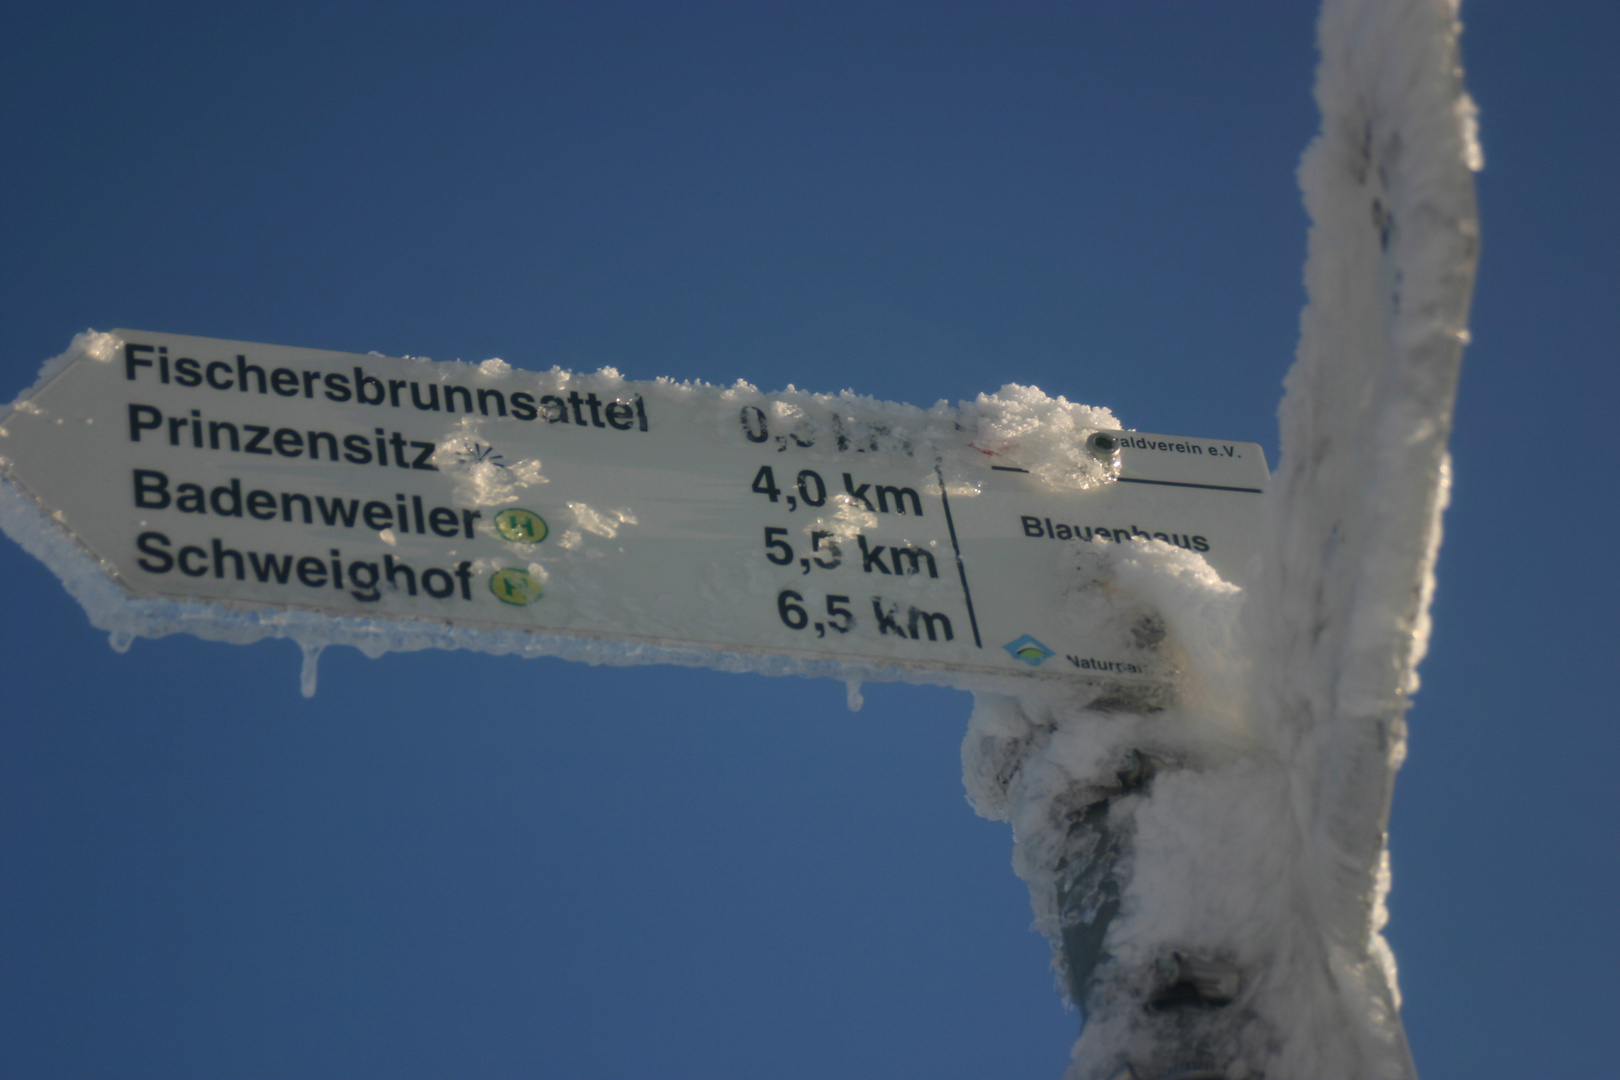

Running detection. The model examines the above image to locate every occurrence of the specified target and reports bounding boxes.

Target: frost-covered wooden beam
[963,1,1481,1077]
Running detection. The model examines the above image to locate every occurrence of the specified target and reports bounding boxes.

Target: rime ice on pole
[961,1,1481,1076]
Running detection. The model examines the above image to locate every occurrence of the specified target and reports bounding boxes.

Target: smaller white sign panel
[0,331,1269,686]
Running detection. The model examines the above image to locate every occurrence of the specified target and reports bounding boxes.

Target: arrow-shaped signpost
[0,327,1268,698]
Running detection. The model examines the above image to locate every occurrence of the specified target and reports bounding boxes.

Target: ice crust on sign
[961,1,1480,1077]
[711,377,1121,493]
[0,331,1120,700]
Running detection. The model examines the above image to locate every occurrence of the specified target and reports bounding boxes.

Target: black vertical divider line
[935,461,982,649]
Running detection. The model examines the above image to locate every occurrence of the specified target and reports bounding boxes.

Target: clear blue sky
[2,4,1614,1077]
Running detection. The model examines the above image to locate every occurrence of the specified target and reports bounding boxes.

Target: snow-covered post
[963,1,1481,1077]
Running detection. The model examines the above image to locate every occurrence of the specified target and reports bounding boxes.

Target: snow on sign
[0,330,1267,688]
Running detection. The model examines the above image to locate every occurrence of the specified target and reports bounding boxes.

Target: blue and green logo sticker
[489,567,543,606]
[1003,634,1054,666]
[493,508,547,544]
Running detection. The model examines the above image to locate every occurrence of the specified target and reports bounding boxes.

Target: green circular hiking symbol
[494,508,548,544]
[489,567,543,606]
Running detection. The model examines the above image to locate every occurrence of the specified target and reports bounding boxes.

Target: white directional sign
[0,331,1268,686]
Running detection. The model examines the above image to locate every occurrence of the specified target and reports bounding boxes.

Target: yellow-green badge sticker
[493,508,548,544]
[489,567,543,606]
